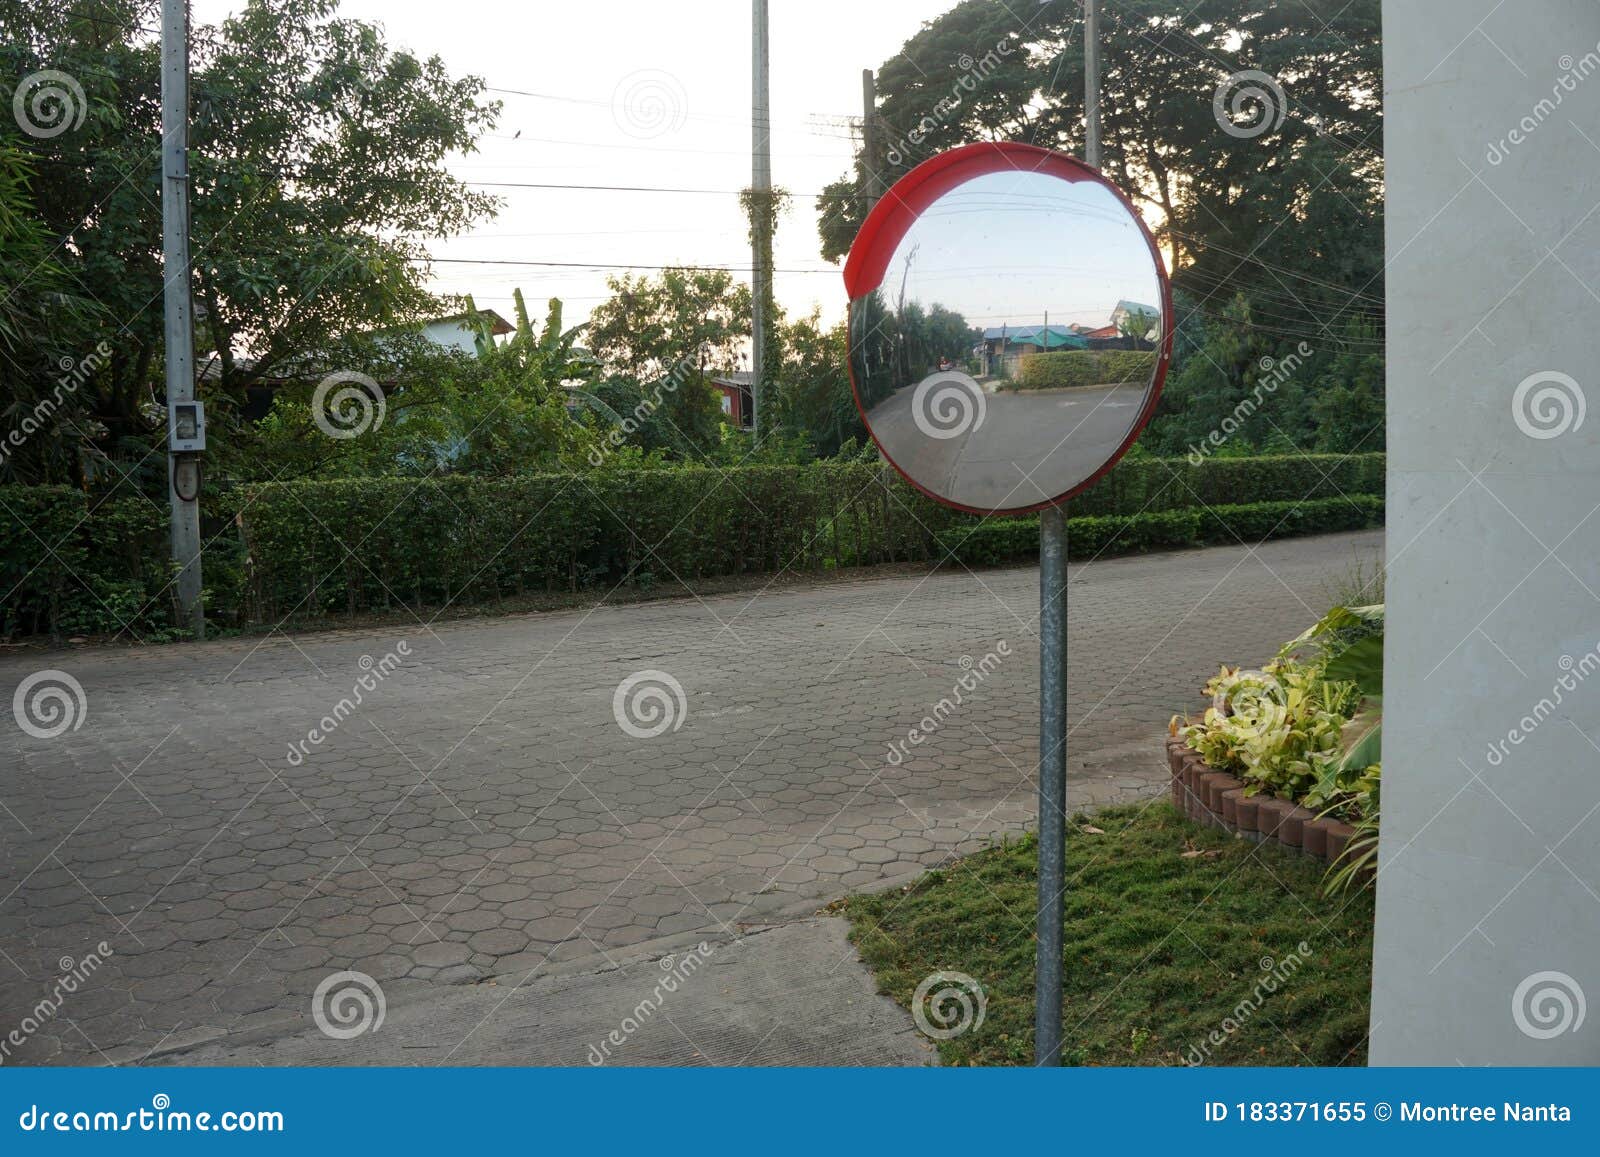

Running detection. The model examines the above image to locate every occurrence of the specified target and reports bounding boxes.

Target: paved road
[866,374,1147,508]
[0,530,1381,1065]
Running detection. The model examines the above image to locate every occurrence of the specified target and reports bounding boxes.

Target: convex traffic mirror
[844,141,1171,514]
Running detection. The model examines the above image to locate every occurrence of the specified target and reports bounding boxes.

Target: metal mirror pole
[1035,504,1068,1065]
[1036,0,1099,1069]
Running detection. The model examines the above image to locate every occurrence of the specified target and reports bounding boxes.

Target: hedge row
[0,454,1384,637]
[933,495,1385,568]
[0,486,177,641]
[1014,349,1157,390]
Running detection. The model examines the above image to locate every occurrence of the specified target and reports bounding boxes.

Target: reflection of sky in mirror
[881,170,1161,331]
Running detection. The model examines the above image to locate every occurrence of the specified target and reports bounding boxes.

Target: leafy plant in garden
[1285,603,1385,893]
[1180,660,1355,802]
[1176,599,1386,894]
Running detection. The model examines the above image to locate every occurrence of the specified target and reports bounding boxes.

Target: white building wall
[1373,0,1600,1063]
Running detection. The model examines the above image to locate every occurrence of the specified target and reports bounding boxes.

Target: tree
[819,1,1385,455]
[2,0,499,483]
[770,309,860,458]
[0,146,104,484]
[583,268,750,459]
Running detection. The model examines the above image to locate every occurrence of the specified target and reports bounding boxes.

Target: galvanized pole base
[1036,504,1068,1064]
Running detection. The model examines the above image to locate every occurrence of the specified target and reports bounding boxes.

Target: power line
[417,257,839,275]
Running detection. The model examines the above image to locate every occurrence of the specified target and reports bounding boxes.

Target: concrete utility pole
[1036,0,1100,1070]
[750,0,771,437]
[161,0,204,638]
[861,68,882,211]
[1084,0,1101,168]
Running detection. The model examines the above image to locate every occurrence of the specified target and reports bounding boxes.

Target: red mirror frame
[842,140,1174,515]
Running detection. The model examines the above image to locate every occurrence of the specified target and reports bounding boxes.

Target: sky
[872,170,1163,331]
[191,0,958,331]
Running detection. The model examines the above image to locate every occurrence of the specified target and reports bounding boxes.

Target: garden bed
[1165,734,1359,864]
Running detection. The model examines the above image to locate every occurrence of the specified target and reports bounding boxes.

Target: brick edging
[1165,736,1356,864]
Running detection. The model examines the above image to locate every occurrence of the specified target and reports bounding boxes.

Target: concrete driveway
[0,530,1381,1065]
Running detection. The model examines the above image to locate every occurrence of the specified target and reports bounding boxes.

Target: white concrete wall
[1373,0,1600,1064]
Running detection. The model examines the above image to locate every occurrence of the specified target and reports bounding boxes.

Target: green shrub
[1015,349,1157,389]
[0,486,176,640]
[0,457,1385,638]
[934,495,1383,567]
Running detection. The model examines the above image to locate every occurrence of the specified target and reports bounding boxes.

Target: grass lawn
[841,802,1374,1066]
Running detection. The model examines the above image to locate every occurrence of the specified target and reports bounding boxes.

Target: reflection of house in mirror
[980,300,1160,378]
[979,324,1087,378]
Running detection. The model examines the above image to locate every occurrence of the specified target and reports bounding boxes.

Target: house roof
[981,325,1089,349]
[429,309,514,336]
[1114,300,1158,317]
[711,372,754,388]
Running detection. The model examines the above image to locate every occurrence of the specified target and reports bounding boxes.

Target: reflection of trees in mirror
[848,291,982,413]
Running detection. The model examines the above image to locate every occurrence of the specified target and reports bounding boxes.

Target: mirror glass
[847,154,1167,513]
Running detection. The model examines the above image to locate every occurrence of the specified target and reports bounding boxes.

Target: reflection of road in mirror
[868,371,1147,510]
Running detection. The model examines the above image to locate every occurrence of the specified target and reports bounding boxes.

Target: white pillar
[1373,0,1600,1063]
